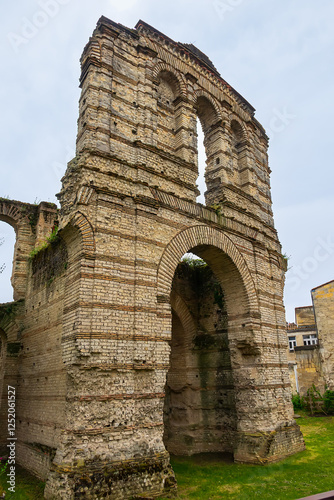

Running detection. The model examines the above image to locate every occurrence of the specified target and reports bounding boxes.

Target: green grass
[0,464,44,499]
[1,417,333,499]
[159,415,334,500]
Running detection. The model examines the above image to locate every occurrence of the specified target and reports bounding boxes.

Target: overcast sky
[1,0,333,322]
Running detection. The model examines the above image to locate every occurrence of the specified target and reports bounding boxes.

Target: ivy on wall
[31,228,68,289]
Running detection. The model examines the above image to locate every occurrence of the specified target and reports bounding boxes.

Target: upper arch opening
[230,119,245,150]
[157,70,180,102]
[196,95,220,134]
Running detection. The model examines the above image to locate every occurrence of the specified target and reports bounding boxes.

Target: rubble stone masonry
[0,17,304,499]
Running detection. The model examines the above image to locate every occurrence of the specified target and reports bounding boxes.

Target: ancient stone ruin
[0,17,305,499]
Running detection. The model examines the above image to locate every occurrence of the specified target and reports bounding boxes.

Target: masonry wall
[312,281,334,390]
[14,236,69,479]
[295,306,315,327]
[289,346,324,396]
[0,314,22,455]
[287,325,317,366]
[0,201,59,472]
[287,284,334,395]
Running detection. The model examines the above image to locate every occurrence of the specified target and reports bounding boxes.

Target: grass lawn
[159,415,334,500]
[0,464,44,499]
[0,416,333,499]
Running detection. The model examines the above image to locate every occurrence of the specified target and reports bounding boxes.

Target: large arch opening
[0,221,16,303]
[162,239,254,459]
[163,252,236,456]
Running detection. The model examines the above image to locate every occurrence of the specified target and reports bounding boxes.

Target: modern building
[287,280,334,395]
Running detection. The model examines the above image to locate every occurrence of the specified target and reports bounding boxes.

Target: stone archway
[157,225,258,312]
[0,200,57,300]
[165,261,237,457]
[158,226,259,460]
[0,200,31,300]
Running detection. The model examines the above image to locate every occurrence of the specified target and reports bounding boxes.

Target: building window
[303,334,317,346]
[288,336,296,351]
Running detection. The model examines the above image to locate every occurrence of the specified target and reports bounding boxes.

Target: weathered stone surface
[0,16,305,499]
[312,281,334,390]
[287,284,334,395]
[287,307,320,395]
[295,306,316,328]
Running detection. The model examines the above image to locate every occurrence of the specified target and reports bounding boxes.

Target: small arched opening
[156,70,180,154]
[195,95,223,207]
[230,119,245,173]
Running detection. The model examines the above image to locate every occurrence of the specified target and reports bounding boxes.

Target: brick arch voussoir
[0,328,6,343]
[0,202,23,230]
[69,212,95,254]
[0,317,15,339]
[0,320,8,339]
[229,114,249,141]
[170,289,197,343]
[193,89,223,123]
[152,62,188,99]
[157,225,258,313]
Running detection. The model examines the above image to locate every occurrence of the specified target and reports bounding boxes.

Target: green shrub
[298,385,334,416]
[292,386,334,415]
[302,385,325,415]
[323,389,334,414]
[29,225,59,261]
[292,393,304,411]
